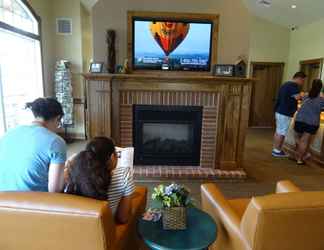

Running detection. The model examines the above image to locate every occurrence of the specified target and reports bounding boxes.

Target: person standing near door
[272,71,306,157]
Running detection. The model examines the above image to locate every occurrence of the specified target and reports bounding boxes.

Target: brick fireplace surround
[83,74,253,180]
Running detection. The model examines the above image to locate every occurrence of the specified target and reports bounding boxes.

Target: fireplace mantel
[83,73,252,83]
[83,73,253,171]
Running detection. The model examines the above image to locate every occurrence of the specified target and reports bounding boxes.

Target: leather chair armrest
[114,186,147,250]
[201,184,242,233]
[276,180,302,193]
[201,183,250,250]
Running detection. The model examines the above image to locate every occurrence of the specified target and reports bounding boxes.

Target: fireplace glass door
[133,105,203,166]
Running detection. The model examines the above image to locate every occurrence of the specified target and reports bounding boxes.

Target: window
[0,0,43,136]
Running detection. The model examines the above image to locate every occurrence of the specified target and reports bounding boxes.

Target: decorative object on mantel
[212,55,247,77]
[212,64,235,77]
[54,60,73,142]
[89,62,104,73]
[106,29,116,73]
[121,59,130,74]
[116,64,123,73]
[152,183,193,230]
[234,55,247,77]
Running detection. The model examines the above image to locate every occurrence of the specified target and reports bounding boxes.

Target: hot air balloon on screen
[150,22,190,57]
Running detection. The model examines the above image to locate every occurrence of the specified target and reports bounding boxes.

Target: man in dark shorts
[272,71,306,157]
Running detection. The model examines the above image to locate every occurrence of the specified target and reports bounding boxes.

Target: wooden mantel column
[83,73,253,171]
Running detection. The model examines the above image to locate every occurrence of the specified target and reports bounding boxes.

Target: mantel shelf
[82,73,254,83]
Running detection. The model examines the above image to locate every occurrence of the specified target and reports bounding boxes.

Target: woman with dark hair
[65,137,134,224]
[294,79,324,165]
[0,97,66,192]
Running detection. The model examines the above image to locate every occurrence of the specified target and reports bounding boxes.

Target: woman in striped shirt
[65,137,135,224]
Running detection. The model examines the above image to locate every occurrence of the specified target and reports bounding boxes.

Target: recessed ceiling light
[291,4,297,9]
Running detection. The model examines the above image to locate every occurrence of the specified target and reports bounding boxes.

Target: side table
[138,207,217,250]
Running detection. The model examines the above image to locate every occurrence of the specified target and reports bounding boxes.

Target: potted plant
[152,183,192,230]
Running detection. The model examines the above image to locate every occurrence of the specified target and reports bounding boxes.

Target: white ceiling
[80,0,324,28]
[242,0,324,28]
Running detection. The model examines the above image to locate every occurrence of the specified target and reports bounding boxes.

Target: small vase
[162,207,187,230]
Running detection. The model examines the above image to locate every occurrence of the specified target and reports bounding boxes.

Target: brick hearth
[134,166,247,180]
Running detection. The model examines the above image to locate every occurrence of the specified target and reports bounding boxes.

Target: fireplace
[133,105,203,166]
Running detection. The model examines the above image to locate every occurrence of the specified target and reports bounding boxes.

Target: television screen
[133,19,213,71]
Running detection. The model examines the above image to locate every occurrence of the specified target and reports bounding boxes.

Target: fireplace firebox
[133,105,203,166]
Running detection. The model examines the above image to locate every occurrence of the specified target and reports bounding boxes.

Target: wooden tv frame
[127,11,219,74]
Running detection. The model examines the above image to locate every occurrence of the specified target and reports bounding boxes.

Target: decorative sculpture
[106,29,116,73]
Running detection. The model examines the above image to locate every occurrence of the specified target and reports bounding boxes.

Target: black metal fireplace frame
[133,105,203,166]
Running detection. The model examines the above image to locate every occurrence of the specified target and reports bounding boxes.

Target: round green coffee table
[137,207,217,250]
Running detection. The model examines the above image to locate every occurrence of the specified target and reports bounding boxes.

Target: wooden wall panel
[221,85,243,168]
[86,80,111,138]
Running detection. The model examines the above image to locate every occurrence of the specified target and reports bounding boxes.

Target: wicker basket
[162,207,187,230]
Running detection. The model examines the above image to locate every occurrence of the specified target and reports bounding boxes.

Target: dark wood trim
[84,78,90,139]
[250,61,285,76]
[83,73,253,82]
[299,58,323,79]
[111,81,120,145]
[0,0,41,39]
[0,21,40,40]
[73,98,84,105]
[250,62,285,66]
[127,11,219,74]
[21,0,45,96]
[21,0,41,23]
[0,0,44,95]
[249,61,285,83]
[300,58,323,65]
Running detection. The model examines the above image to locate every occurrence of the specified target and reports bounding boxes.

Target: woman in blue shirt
[0,98,66,192]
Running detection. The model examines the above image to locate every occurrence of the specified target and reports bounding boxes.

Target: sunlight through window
[0,0,43,135]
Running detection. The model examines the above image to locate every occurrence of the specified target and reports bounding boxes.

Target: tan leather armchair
[201,180,324,250]
[0,186,147,250]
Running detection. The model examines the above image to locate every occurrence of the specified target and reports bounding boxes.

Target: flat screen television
[132,18,213,71]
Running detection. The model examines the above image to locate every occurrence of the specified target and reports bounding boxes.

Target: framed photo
[89,62,104,73]
[212,64,235,77]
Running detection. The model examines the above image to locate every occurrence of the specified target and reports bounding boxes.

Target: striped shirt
[107,167,135,215]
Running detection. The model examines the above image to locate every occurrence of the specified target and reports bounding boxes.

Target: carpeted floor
[68,128,324,208]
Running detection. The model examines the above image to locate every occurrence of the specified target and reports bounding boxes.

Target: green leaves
[151,183,192,208]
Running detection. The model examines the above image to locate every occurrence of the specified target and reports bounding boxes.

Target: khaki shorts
[275,112,292,136]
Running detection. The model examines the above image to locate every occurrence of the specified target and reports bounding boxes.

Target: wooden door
[250,63,284,127]
[300,59,323,91]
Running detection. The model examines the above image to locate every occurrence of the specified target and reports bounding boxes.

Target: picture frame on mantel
[89,62,104,73]
[127,11,220,75]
